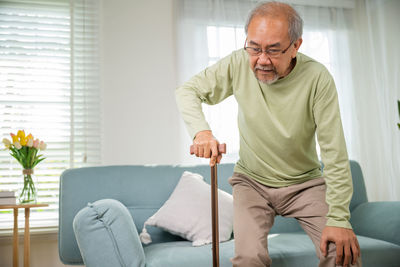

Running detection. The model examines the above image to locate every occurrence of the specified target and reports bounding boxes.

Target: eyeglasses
[244,40,293,58]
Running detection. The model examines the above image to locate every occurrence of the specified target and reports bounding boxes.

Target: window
[201,25,245,163]
[0,0,101,229]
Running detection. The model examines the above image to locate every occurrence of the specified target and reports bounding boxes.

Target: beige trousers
[228,172,361,267]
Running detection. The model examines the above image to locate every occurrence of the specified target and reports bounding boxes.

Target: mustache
[254,65,276,72]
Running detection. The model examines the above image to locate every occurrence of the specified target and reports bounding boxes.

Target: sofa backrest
[59,163,236,264]
[349,160,368,210]
[58,160,368,264]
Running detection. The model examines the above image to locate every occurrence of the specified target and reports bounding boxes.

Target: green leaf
[398,100,400,118]
[398,100,400,130]
[27,148,34,167]
[32,157,46,168]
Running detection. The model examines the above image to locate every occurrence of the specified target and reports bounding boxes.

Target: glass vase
[19,169,37,204]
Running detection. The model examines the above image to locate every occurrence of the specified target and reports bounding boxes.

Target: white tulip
[27,139,34,147]
[14,141,22,149]
[39,141,47,150]
[2,138,11,148]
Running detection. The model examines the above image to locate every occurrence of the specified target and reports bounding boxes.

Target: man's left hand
[320,226,360,267]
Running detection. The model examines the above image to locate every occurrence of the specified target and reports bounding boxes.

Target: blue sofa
[58,160,400,267]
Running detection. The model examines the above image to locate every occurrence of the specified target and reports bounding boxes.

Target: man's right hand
[192,130,222,166]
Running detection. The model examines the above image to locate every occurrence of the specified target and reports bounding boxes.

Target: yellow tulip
[20,138,27,146]
[17,130,27,145]
[27,133,34,140]
[17,130,25,139]
[10,133,18,143]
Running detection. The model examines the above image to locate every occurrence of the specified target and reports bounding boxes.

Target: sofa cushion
[73,199,146,267]
[140,171,234,246]
[143,233,400,267]
[355,235,400,267]
[144,239,235,267]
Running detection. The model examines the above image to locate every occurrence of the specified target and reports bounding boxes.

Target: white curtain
[348,0,400,201]
[175,0,400,201]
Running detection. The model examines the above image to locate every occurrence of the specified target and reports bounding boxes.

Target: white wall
[101,0,187,166]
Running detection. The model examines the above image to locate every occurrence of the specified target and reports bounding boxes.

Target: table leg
[13,208,18,267]
[24,208,30,267]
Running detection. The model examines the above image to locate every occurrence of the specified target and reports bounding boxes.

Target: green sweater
[175,49,353,229]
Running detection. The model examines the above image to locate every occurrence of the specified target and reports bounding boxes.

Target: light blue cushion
[73,199,145,267]
[269,233,400,267]
[351,201,400,246]
[356,235,400,267]
[144,240,235,267]
[143,233,400,267]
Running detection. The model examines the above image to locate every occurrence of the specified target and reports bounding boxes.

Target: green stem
[20,173,36,203]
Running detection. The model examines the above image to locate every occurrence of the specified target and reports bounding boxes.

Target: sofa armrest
[73,199,146,267]
[351,201,400,246]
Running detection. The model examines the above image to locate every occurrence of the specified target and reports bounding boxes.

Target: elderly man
[175,1,361,267]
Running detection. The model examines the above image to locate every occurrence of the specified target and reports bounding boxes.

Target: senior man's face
[246,15,301,84]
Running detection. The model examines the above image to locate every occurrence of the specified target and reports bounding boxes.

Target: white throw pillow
[139,171,233,247]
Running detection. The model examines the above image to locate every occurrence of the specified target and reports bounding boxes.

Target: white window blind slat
[0,0,101,229]
[0,176,63,182]
[0,15,70,25]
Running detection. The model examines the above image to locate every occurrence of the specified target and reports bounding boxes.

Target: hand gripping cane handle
[189,144,226,155]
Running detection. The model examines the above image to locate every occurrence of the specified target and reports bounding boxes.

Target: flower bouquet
[2,130,47,203]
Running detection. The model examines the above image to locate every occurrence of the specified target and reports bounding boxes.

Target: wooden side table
[0,204,49,267]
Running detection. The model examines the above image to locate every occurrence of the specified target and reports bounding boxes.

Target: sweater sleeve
[313,69,353,229]
[175,53,235,139]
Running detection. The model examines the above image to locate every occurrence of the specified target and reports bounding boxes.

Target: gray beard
[254,65,279,85]
[255,57,296,85]
[257,74,279,85]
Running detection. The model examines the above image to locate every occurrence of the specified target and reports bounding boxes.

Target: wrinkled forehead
[247,15,290,45]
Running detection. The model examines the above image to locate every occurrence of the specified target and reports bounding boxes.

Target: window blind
[0,0,101,229]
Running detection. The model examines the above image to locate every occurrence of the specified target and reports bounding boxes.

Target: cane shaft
[211,165,220,267]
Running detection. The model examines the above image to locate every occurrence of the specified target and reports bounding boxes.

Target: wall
[101,0,188,166]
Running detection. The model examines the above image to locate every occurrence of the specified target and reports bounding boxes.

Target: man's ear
[291,38,303,58]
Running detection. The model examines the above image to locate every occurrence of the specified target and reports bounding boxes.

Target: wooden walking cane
[190,143,226,267]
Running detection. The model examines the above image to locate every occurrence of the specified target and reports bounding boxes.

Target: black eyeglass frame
[244,40,294,58]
